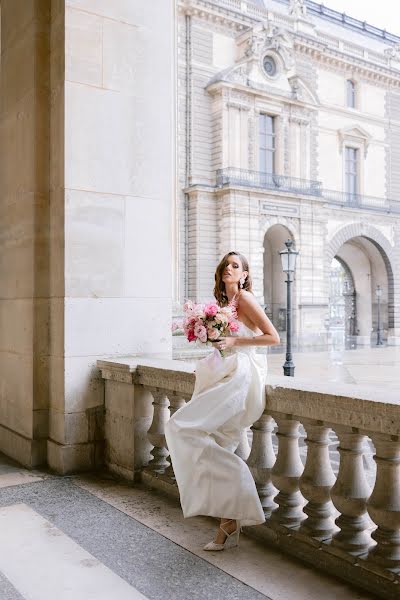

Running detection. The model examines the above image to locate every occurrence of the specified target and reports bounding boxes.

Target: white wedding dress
[165,322,267,526]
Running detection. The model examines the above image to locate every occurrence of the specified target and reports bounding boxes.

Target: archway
[329,257,356,349]
[327,226,393,346]
[263,224,296,339]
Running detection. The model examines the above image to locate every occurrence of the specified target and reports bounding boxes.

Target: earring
[239,276,245,289]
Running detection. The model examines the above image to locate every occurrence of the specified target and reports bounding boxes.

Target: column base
[0,424,46,468]
[47,439,104,475]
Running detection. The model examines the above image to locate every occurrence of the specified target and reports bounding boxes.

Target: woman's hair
[214,251,253,306]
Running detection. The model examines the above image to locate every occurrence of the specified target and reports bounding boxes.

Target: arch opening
[263,224,296,339]
[329,235,391,347]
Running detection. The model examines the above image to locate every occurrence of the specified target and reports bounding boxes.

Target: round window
[263,55,277,77]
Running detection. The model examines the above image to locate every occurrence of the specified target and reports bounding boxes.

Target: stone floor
[267,345,400,389]
[0,453,374,600]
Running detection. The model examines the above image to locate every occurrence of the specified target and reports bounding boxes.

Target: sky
[319,0,400,36]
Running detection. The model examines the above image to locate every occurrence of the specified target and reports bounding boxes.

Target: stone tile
[0,570,25,600]
[0,192,49,299]
[124,197,171,298]
[49,354,106,414]
[49,409,90,445]
[49,189,65,298]
[64,83,173,199]
[0,353,34,438]
[65,0,172,28]
[0,425,46,469]
[65,189,125,298]
[47,440,94,474]
[0,504,148,600]
[102,19,160,97]
[0,480,270,600]
[74,477,371,600]
[64,297,172,357]
[65,7,103,87]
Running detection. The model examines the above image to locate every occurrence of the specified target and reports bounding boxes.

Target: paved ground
[267,345,400,389]
[0,454,373,600]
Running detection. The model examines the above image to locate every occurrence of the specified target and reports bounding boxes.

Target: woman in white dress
[165,252,280,551]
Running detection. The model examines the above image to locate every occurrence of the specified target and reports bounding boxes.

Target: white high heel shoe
[203,520,241,551]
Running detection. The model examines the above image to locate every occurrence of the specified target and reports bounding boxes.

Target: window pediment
[338,126,372,157]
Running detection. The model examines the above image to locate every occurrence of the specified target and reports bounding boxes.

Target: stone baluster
[235,427,251,461]
[168,392,187,418]
[146,388,170,474]
[271,417,305,528]
[165,392,189,481]
[331,428,372,557]
[300,422,336,541]
[247,412,277,518]
[367,434,400,573]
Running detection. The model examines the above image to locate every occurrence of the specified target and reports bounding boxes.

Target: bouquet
[182,300,239,353]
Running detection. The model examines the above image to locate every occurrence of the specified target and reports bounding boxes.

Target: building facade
[176,0,400,348]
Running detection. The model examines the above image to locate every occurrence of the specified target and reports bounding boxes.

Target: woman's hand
[213,337,236,352]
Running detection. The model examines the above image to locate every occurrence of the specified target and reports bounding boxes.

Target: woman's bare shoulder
[238,290,257,305]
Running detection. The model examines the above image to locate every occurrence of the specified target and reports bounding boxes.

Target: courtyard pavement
[0,454,373,600]
[268,345,400,389]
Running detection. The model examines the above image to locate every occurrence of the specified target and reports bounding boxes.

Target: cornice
[293,36,400,87]
[177,0,255,32]
[178,1,400,87]
[207,79,319,112]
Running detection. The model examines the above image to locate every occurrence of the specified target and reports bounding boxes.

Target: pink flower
[207,327,220,341]
[183,300,194,313]
[204,303,218,318]
[187,329,196,343]
[229,321,240,333]
[194,322,207,343]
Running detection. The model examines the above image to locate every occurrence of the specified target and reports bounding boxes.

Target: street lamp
[279,239,299,376]
[376,285,383,346]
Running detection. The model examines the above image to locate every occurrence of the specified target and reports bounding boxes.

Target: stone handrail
[98,357,400,599]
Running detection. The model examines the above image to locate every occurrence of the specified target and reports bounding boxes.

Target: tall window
[259,114,276,174]
[345,147,358,196]
[346,79,356,109]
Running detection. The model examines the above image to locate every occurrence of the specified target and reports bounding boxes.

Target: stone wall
[0,0,176,472]
[0,0,51,467]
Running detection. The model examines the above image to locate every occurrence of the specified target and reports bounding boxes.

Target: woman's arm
[234,291,280,347]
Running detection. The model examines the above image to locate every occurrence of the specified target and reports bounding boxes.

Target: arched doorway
[329,235,390,346]
[329,257,356,349]
[263,225,296,341]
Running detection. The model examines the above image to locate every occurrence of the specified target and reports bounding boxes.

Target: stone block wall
[0,0,176,472]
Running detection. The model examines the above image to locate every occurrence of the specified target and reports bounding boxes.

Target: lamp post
[279,239,299,376]
[376,285,383,346]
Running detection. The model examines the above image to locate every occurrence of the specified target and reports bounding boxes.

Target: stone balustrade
[98,357,400,599]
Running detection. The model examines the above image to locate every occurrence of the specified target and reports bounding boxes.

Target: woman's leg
[213,518,238,544]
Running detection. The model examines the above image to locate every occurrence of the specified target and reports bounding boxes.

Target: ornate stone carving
[384,44,400,61]
[338,126,371,158]
[244,29,266,59]
[289,0,307,18]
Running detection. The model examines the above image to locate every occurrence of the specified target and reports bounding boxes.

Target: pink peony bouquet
[182,300,239,349]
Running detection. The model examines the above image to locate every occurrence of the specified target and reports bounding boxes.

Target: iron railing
[216,168,400,214]
[216,168,322,196]
[322,188,400,213]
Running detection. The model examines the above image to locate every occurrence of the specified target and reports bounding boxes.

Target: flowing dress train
[165,323,267,526]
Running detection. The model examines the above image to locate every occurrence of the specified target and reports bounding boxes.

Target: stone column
[47,0,176,474]
[0,1,176,472]
[0,0,51,467]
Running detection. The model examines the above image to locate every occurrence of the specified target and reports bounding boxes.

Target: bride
[165,251,280,551]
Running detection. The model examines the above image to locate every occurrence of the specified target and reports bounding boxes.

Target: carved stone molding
[338,126,372,158]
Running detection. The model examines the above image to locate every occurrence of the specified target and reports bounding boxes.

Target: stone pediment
[206,23,318,106]
[338,126,372,156]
